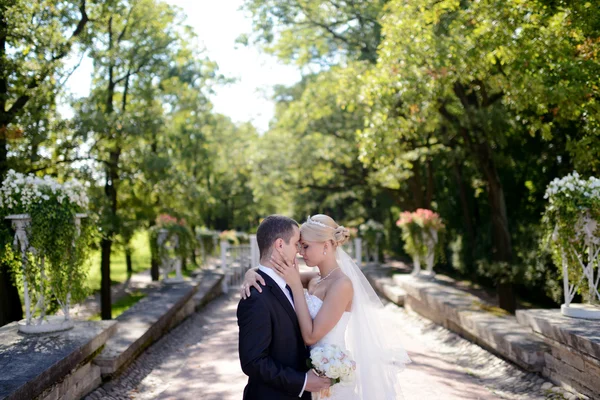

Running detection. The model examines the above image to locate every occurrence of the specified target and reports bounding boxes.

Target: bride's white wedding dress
[305,292,358,400]
[303,247,410,400]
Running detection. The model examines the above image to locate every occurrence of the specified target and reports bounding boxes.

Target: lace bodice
[304,291,351,348]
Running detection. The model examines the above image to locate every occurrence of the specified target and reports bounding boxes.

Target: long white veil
[336,247,411,399]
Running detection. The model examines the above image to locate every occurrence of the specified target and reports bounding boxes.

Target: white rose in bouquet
[308,344,356,398]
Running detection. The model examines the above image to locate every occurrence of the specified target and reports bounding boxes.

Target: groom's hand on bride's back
[305,370,331,392]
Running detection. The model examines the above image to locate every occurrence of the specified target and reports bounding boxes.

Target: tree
[72,0,192,319]
[243,0,386,66]
[0,0,89,327]
[361,0,599,311]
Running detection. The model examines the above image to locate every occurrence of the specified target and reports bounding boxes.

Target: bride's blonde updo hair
[300,214,350,246]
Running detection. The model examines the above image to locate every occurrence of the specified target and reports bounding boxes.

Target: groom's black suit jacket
[237,269,311,400]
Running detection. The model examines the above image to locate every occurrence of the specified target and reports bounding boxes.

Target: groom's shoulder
[238,286,270,310]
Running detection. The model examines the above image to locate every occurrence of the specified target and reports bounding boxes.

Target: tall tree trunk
[476,140,515,312]
[149,134,160,280]
[0,142,22,326]
[408,161,425,209]
[0,264,23,326]
[450,116,515,312]
[100,16,116,320]
[0,4,23,326]
[425,158,435,207]
[452,162,476,264]
[125,248,133,277]
[149,219,160,281]
[441,87,515,310]
[100,237,112,320]
[190,224,197,266]
[101,149,120,320]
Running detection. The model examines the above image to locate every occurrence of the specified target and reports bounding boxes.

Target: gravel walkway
[85,292,576,400]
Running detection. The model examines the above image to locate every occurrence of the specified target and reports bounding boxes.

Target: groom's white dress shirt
[258,265,307,397]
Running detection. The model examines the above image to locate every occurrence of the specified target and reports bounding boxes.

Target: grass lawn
[85,230,152,292]
[88,290,147,320]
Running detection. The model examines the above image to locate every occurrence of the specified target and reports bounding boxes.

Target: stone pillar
[354,238,362,268]
[250,235,259,268]
[220,240,230,293]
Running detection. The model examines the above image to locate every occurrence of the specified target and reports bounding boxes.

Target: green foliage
[85,230,151,292]
[5,0,600,321]
[149,215,195,265]
[219,230,241,246]
[0,0,90,177]
[243,0,385,65]
[88,290,146,321]
[359,220,385,253]
[541,172,600,302]
[0,171,93,316]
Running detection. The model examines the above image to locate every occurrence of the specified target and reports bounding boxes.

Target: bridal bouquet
[308,344,356,398]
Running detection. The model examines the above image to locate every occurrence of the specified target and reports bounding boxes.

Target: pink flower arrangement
[396,211,414,227]
[156,214,186,227]
[396,209,444,231]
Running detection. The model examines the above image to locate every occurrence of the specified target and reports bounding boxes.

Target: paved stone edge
[93,271,224,379]
[3,320,118,400]
[367,271,548,372]
[517,309,600,398]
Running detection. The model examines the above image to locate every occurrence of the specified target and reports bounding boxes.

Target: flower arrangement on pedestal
[0,170,93,333]
[396,209,445,277]
[150,214,194,283]
[359,220,385,263]
[542,172,600,319]
[219,229,240,245]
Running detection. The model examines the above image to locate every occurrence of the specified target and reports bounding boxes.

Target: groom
[237,215,330,399]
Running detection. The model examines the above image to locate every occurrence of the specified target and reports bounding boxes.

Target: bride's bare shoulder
[330,275,353,296]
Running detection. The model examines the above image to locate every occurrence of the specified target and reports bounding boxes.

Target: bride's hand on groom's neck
[271,248,302,288]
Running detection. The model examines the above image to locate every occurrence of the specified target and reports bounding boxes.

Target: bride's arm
[271,252,353,346]
[291,278,353,346]
[240,267,319,298]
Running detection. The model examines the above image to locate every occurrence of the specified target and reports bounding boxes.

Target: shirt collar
[258,264,287,290]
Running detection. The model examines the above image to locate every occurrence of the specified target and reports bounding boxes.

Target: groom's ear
[274,238,284,249]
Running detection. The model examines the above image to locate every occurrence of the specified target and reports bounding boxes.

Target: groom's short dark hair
[257,215,298,260]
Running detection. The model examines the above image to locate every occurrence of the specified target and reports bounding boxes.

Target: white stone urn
[157,229,185,284]
[6,213,87,334]
[412,228,438,279]
[556,214,600,320]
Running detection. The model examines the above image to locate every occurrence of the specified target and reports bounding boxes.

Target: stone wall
[517,309,600,399]
[0,320,117,400]
[391,274,548,372]
[367,270,600,399]
[0,270,224,400]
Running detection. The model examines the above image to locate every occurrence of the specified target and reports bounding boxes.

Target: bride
[241,214,410,399]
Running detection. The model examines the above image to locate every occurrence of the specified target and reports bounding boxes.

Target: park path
[87,289,555,400]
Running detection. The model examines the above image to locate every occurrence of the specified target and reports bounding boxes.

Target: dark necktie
[285,284,295,304]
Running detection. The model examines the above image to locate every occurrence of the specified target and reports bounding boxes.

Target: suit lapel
[258,270,300,330]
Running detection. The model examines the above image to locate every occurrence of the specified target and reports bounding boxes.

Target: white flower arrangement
[0,169,89,212]
[359,219,385,234]
[0,170,92,331]
[544,171,600,201]
[542,171,600,313]
[309,344,356,397]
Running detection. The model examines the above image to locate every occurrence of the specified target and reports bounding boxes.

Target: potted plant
[396,209,444,278]
[542,172,600,319]
[219,229,240,245]
[150,214,194,283]
[359,220,385,263]
[0,170,93,333]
